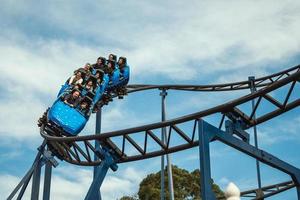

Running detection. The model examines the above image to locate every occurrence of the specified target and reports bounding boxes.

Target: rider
[108,54,117,62]
[117,57,127,73]
[68,71,84,85]
[63,90,81,107]
[77,98,92,116]
[92,57,106,72]
[106,60,116,76]
[83,63,92,77]
[95,70,104,86]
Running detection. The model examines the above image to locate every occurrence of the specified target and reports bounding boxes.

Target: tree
[119,196,138,200]
[120,165,224,200]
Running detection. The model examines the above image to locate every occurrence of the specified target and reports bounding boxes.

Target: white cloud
[1,165,145,200]
[1,1,299,199]
[257,116,300,146]
[1,0,300,81]
[0,0,299,143]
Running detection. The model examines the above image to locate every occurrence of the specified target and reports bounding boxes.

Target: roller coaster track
[126,64,300,92]
[40,64,300,167]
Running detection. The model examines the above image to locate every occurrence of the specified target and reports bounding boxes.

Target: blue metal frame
[84,146,118,200]
[43,161,52,200]
[197,118,300,200]
[93,109,102,200]
[7,141,58,200]
[198,119,216,200]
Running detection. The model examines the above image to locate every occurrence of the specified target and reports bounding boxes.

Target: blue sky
[1,1,300,199]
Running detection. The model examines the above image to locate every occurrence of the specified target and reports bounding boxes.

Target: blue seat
[107,68,121,91]
[93,74,109,104]
[119,65,130,86]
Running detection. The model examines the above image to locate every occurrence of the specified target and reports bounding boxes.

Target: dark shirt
[63,94,80,106]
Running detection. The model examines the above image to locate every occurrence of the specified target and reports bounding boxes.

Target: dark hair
[97,57,106,64]
[72,88,81,95]
[107,60,115,67]
[109,54,117,61]
[118,57,127,65]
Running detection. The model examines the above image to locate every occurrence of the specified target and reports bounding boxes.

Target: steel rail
[40,65,300,165]
[240,180,295,199]
[126,64,300,93]
[41,68,300,143]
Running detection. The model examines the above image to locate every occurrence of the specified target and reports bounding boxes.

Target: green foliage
[119,196,138,200]
[120,165,223,200]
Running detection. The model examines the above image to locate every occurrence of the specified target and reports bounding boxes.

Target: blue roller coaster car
[44,61,130,136]
[47,99,88,136]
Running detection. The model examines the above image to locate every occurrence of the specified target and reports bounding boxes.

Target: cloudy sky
[1,0,300,199]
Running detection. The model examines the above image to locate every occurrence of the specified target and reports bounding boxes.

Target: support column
[249,76,262,190]
[198,119,216,200]
[94,109,102,200]
[160,89,175,200]
[161,146,165,200]
[85,161,109,200]
[85,147,118,200]
[160,89,165,200]
[43,161,52,200]
[296,185,300,200]
[31,159,42,200]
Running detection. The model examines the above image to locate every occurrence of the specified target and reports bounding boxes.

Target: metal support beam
[93,109,102,200]
[16,168,35,200]
[201,119,300,185]
[31,153,43,199]
[43,161,52,200]
[241,181,295,199]
[160,89,165,200]
[160,89,175,200]
[161,149,165,200]
[7,140,59,200]
[198,119,216,200]
[85,161,108,200]
[297,185,300,200]
[8,141,47,200]
[249,76,262,190]
[84,147,118,200]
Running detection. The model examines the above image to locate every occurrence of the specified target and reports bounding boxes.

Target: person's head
[97,57,106,65]
[72,91,80,98]
[108,54,117,61]
[107,61,115,69]
[87,80,93,86]
[84,63,91,70]
[86,80,93,89]
[95,71,103,79]
[74,84,79,90]
[75,71,82,78]
[118,57,127,66]
[80,101,89,109]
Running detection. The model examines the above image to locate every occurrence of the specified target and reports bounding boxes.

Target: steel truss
[240,181,295,199]
[7,141,58,200]
[9,64,300,199]
[41,65,300,165]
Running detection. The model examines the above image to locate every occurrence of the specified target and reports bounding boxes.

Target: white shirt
[69,75,83,85]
